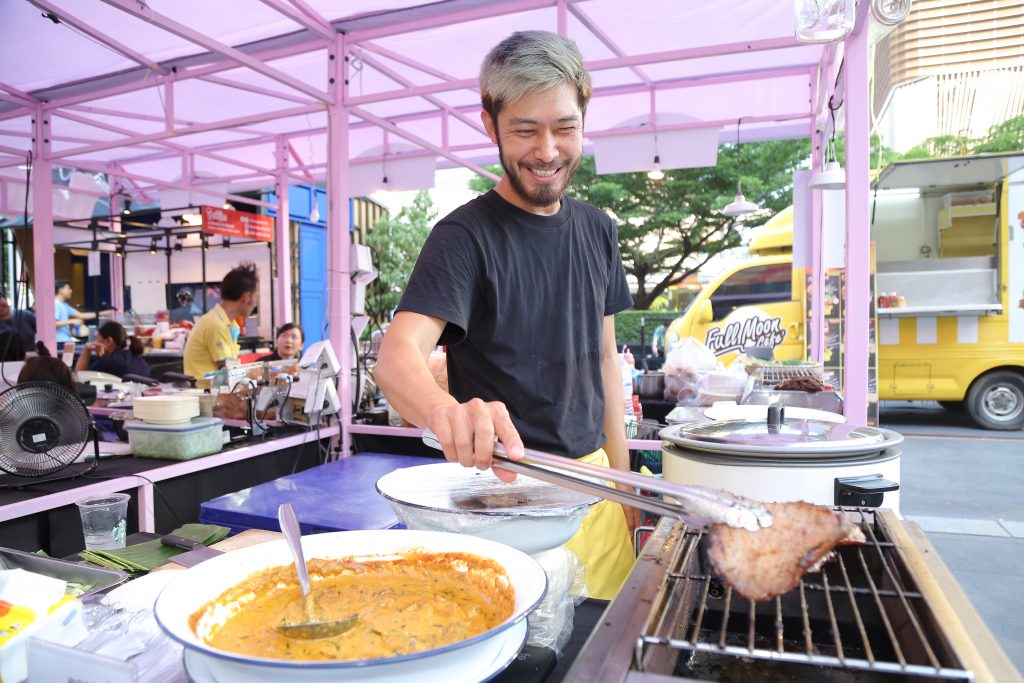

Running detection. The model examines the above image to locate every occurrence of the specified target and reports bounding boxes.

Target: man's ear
[481,110,498,144]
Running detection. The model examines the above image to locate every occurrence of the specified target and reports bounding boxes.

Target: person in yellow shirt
[183,262,259,378]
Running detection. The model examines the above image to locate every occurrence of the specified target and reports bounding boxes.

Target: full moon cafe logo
[705,315,786,355]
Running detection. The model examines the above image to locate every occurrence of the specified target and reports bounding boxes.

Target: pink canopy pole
[842,12,871,427]
[31,107,56,354]
[274,137,292,325]
[108,174,124,315]
[810,123,824,363]
[328,35,352,457]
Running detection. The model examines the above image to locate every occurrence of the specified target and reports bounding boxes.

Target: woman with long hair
[75,321,151,378]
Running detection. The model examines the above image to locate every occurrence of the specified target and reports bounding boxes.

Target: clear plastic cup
[76,493,130,550]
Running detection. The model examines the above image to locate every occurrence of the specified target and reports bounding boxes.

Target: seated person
[259,323,304,362]
[0,295,36,350]
[18,342,78,395]
[75,321,151,378]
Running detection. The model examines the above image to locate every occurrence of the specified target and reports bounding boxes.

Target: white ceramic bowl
[153,529,546,680]
[376,463,599,554]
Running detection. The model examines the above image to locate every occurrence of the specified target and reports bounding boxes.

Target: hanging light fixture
[309,198,321,223]
[647,131,665,180]
[121,198,132,215]
[795,0,855,43]
[647,155,665,181]
[722,118,759,218]
[809,97,846,190]
[222,236,231,249]
[149,238,158,254]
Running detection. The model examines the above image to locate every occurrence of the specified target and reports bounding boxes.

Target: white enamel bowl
[153,529,546,681]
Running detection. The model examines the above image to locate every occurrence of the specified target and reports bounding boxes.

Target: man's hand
[427,398,525,483]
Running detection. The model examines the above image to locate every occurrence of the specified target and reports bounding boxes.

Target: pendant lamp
[809,97,846,190]
[722,118,759,218]
[647,155,665,181]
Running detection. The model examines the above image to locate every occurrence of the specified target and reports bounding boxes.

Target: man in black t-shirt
[376,31,636,598]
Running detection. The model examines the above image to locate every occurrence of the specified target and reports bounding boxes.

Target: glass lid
[660,412,903,457]
[376,462,599,517]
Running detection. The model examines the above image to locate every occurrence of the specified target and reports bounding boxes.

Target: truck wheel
[966,371,1024,430]
[938,401,964,412]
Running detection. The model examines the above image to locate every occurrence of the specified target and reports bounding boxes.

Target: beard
[497,137,581,211]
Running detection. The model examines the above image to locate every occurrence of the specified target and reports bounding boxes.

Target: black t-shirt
[0,310,36,350]
[398,190,632,457]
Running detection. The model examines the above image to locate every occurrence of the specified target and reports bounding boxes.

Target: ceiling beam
[568,3,652,87]
[349,106,499,181]
[258,0,335,41]
[46,103,322,160]
[99,0,330,103]
[27,0,171,76]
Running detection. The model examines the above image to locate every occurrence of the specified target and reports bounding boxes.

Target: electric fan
[0,381,100,485]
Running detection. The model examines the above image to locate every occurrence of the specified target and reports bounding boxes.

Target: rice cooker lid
[660,416,904,457]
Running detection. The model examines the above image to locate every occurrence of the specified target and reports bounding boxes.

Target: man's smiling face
[483,82,584,216]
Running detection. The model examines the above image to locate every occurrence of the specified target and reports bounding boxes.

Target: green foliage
[862,115,1024,160]
[973,116,1024,153]
[832,132,902,169]
[902,135,973,160]
[614,309,677,345]
[362,191,436,326]
[467,140,810,310]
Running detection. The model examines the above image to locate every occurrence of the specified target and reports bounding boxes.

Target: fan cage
[0,382,91,477]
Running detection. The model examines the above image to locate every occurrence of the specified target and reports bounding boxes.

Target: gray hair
[480,31,592,120]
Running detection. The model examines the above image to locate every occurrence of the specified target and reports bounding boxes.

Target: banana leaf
[80,523,229,574]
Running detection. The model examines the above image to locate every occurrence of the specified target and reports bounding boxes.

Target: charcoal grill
[565,508,1020,683]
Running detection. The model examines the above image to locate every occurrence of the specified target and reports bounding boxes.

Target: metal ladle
[276,503,358,640]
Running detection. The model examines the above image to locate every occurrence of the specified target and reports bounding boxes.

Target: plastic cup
[76,493,130,551]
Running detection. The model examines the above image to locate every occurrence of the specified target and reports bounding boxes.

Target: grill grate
[635,508,972,680]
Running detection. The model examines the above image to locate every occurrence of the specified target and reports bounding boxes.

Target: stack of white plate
[133,395,200,424]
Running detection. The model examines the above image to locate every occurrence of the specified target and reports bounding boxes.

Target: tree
[363,191,436,327]
[469,139,810,309]
[973,115,1024,154]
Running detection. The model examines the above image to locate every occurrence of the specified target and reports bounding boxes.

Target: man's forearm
[600,349,630,473]
[376,339,456,427]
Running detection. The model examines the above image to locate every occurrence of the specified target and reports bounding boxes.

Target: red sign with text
[201,205,274,242]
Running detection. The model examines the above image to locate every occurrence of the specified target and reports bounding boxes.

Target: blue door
[299,223,326,344]
[265,185,335,345]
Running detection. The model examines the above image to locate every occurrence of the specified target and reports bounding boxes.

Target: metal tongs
[421,432,773,532]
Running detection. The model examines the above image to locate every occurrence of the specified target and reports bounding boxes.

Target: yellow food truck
[666,154,1024,430]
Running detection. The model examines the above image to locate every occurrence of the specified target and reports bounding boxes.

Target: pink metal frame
[0,425,339,532]
[841,4,872,426]
[5,0,869,448]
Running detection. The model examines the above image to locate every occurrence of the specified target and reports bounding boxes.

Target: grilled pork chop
[707,502,862,602]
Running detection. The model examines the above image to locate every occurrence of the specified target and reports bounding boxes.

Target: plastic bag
[695,362,749,405]
[663,337,718,404]
[526,547,586,656]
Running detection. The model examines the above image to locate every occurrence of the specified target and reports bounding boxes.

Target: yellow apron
[562,449,636,600]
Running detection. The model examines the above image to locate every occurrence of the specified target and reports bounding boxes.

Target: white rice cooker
[660,406,902,511]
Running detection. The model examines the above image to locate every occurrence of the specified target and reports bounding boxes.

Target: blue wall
[266,186,352,345]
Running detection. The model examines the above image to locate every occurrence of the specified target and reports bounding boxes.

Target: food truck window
[710,263,792,320]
